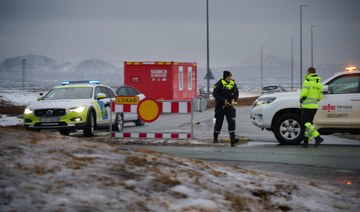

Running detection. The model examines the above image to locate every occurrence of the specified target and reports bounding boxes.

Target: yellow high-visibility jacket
[300,74,323,109]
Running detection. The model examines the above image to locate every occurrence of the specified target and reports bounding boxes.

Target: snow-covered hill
[0,55,123,88]
[0,54,352,91]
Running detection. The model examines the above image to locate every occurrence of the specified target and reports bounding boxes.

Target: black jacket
[213,79,239,108]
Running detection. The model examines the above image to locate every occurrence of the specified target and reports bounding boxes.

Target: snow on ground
[0,114,23,126]
[0,88,44,106]
[1,127,359,212]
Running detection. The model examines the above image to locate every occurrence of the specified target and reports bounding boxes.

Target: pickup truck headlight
[253,97,277,107]
[69,106,86,113]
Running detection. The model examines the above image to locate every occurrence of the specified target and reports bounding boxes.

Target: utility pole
[22,58,26,88]
[261,45,263,91]
[204,0,214,98]
[311,25,316,67]
[300,5,306,88]
[206,0,210,99]
[291,37,295,91]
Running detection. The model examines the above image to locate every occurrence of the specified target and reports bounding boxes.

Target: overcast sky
[1,0,359,68]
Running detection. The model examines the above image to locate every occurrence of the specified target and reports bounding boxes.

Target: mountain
[0,54,351,91]
[241,54,296,68]
[0,54,57,72]
[0,55,123,88]
[198,54,348,91]
[69,59,121,82]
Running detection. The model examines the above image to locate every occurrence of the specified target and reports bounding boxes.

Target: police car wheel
[273,113,303,145]
[84,110,96,137]
[59,128,71,136]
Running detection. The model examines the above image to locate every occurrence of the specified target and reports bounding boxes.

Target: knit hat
[223,70,232,79]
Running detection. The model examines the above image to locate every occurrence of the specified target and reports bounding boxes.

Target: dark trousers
[300,108,317,126]
[214,106,236,138]
[301,108,318,139]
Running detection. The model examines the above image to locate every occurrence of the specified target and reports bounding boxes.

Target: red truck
[124,61,197,100]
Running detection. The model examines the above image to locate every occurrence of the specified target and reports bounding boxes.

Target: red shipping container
[124,61,197,100]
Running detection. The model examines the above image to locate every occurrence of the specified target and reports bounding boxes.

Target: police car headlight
[253,97,277,107]
[69,106,86,113]
[24,108,33,114]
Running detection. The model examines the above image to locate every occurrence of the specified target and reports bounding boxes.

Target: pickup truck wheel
[273,113,303,145]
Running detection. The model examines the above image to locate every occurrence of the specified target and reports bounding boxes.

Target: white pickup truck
[250,68,360,144]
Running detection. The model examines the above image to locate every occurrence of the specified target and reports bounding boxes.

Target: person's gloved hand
[300,97,306,103]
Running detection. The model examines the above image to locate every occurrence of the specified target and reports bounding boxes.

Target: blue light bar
[61,81,70,85]
[89,80,100,84]
[60,80,100,85]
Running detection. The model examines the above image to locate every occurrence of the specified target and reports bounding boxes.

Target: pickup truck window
[327,74,360,94]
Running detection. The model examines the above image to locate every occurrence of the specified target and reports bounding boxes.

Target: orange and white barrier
[112,132,191,139]
[111,101,191,114]
[111,99,193,139]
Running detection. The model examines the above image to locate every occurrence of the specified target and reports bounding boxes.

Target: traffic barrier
[111,101,191,113]
[111,132,191,139]
[110,99,195,139]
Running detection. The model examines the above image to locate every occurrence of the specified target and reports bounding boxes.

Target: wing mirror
[322,85,329,94]
[96,93,107,100]
[37,92,44,101]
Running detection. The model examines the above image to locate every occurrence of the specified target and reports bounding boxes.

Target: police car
[250,67,360,144]
[23,80,116,137]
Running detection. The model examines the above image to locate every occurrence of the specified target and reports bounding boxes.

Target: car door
[314,73,360,128]
[94,86,113,125]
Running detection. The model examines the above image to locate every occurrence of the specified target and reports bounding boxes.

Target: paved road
[121,106,360,188]
[132,142,360,188]
[121,106,360,145]
[136,144,360,170]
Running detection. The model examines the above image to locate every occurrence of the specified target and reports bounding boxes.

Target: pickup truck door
[314,73,360,128]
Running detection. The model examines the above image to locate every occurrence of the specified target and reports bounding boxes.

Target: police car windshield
[43,87,93,100]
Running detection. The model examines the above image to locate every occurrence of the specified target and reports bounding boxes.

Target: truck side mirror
[322,85,329,94]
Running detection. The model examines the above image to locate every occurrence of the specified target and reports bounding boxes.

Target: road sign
[116,96,139,105]
[137,99,160,122]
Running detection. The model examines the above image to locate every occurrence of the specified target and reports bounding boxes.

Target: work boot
[314,136,324,147]
[302,137,309,148]
[213,133,218,143]
[230,138,239,147]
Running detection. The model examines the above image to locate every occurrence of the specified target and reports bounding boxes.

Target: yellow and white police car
[23,80,116,137]
[250,67,360,144]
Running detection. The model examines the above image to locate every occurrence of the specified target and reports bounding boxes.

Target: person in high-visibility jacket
[213,70,239,147]
[300,67,324,148]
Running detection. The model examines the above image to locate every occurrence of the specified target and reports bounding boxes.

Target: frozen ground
[1,127,359,211]
[1,88,360,211]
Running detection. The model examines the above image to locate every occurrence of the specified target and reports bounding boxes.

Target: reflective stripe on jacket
[213,79,239,107]
[300,74,323,109]
[221,79,235,90]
